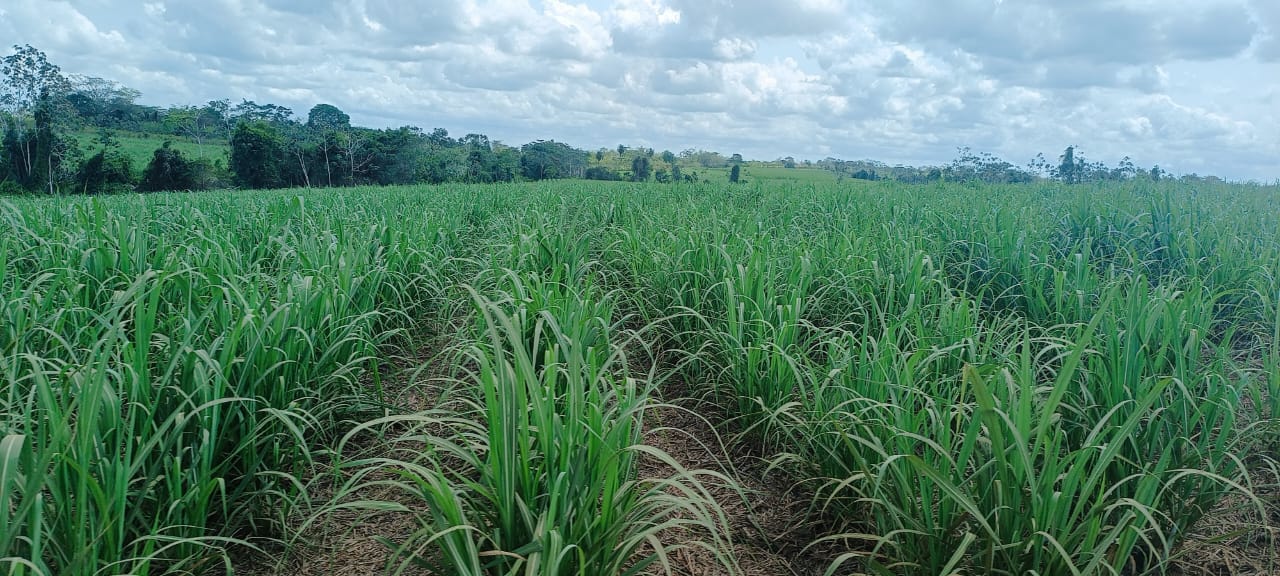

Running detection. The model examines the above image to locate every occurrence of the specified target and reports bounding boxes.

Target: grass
[3,178,1278,575]
[739,165,837,183]
[331,274,735,575]
[1,189,461,574]
[586,152,836,184]
[72,129,230,171]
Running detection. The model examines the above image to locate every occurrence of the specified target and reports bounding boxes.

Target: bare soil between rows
[237,330,1279,576]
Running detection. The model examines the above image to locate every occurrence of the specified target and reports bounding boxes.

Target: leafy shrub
[0,179,24,196]
[77,149,135,194]
[583,166,621,181]
[139,142,198,191]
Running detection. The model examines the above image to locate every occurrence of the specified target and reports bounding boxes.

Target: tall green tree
[1056,145,1081,184]
[77,129,134,194]
[232,99,293,125]
[65,76,141,129]
[462,133,521,183]
[366,126,423,185]
[1,44,78,193]
[489,142,521,183]
[416,128,461,185]
[306,103,350,132]
[230,121,284,188]
[139,141,200,191]
[206,98,234,140]
[280,120,314,187]
[521,140,587,180]
[631,155,651,182]
[32,96,82,193]
[304,104,351,187]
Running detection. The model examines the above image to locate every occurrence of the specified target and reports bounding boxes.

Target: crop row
[4,180,1278,575]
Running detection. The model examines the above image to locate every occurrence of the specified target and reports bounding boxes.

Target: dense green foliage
[0,183,733,575]
[229,121,285,188]
[137,142,201,192]
[71,129,228,170]
[631,154,651,181]
[520,140,588,180]
[603,179,1279,575]
[75,146,133,194]
[584,165,622,181]
[1,46,587,195]
[2,190,453,574]
[1,45,79,194]
[3,178,1277,575]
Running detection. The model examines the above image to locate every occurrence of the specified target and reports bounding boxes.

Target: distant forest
[0,44,1232,195]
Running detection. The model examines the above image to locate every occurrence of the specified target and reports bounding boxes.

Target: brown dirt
[240,329,1280,576]
[1171,487,1280,576]
[639,400,816,576]
[237,321,465,576]
[239,318,827,576]
[1171,355,1280,576]
[630,341,850,576]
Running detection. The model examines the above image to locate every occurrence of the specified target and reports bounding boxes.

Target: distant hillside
[72,130,229,175]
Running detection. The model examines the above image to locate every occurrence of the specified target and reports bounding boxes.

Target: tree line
[814,145,1210,186]
[0,45,596,194]
[1,44,1248,195]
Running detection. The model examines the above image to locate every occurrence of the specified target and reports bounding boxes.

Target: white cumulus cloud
[0,0,1274,180]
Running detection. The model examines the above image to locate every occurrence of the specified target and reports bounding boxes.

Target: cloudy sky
[3,0,1277,180]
